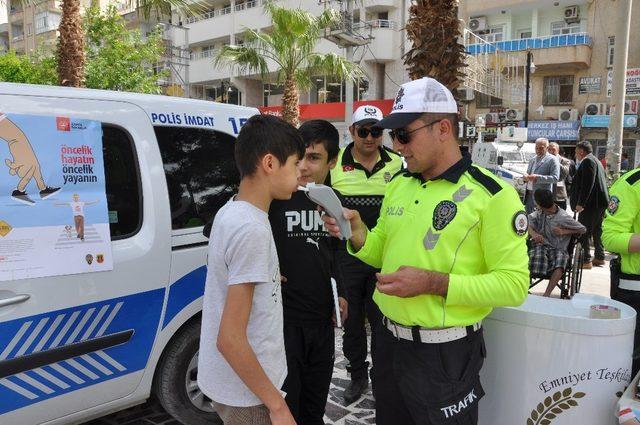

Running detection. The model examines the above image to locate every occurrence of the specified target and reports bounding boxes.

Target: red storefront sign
[258,99,394,121]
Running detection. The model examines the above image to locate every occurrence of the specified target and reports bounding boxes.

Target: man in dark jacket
[570,141,610,268]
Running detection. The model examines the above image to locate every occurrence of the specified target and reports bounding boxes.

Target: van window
[154,126,239,230]
[103,125,142,239]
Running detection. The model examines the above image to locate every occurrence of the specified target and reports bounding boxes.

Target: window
[607,36,615,68]
[478,26,504,43]
[35,12,47,32]
[551,21,581,35]
[155,127,240,230]
[543,76,574,105]
[518,29,532,39]
[102,126,142,239]
[476,92,502,108]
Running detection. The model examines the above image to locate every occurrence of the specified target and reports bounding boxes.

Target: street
[89,256,612,425]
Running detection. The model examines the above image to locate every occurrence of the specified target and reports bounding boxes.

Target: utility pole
[345,0,354,125]
[606,0,632,178]
[322,0,369,142]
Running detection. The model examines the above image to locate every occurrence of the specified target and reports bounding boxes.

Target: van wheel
[153,321,222,425]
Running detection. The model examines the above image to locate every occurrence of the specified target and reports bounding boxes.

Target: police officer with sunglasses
[323,78,529,424]
[329,105,403,403]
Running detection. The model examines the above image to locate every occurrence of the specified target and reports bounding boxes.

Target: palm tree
[215,1,365,126]
[55,0,197,87]
[403,0,466,93]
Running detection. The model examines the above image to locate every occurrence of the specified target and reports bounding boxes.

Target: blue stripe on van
[0,288,164,415]
[162,266,206,329]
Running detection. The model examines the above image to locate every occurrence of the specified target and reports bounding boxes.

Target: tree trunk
[403,0,466,94]
[57,0,85,87]
[281,76,299,127]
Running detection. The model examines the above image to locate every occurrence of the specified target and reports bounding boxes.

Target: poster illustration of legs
[0,113,112,281]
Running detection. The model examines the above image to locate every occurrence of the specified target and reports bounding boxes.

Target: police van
[0,83,257,424]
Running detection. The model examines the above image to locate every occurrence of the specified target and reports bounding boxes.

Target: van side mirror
[497,156,504,166]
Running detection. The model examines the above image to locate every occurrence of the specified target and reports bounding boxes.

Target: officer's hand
[575,205,584,213]
[320,207,367,247]
[280,275,287,284]
[333,297,348,327]
[375,266,448,298]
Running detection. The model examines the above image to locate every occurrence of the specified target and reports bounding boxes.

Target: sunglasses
[357,127,384,139]
[389,119,442,144]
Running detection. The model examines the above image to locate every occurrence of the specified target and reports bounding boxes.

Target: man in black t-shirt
[269,120,348,424]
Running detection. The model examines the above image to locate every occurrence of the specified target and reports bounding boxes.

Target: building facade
[179,0,412,134]
[465,0,640,164]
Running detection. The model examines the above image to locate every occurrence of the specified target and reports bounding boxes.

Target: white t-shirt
[197,199,286,407]
[70,202,85,216]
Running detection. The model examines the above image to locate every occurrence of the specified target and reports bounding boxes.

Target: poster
[607,69,640,97]
[0,113,112,282]
[579,77,602,94]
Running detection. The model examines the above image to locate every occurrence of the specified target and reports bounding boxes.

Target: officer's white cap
[376,77,458,129]
[352,105,384,126]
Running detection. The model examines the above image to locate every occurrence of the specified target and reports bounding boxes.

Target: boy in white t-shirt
[55,194,98,241]
[198,114,304,425]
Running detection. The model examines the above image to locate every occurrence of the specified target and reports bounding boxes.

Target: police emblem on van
[86,254,93,265]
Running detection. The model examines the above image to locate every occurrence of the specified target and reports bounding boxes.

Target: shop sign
[579,77,601,94]
[519,120,579,141]
[580,114,638,128]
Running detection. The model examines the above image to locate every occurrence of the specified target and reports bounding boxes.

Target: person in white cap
[322,78,529,424]
[329,105,403,404]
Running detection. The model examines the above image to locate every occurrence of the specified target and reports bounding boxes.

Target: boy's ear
[260,153,277,174]
[328,157,338,170]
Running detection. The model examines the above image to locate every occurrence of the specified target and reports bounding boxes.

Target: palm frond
[214,45,269,79]
[306,52,366,82]
[131,0,202,20]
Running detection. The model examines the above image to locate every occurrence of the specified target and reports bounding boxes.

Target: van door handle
[0,294,30,308]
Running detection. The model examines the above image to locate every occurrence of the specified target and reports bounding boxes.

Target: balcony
[357,20,398,62]
[9,9,24,21]
[190,55,230,83]
[466,33,592,69]
[11,37,24,51]
[364,0,396,11]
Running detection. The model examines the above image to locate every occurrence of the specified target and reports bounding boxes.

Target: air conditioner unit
[558,108,579,121]
[625,99,639,115]
[458,88,475,102]
[484,112,500,124]
[564,5,580,23]
[469,16,487,32]
[585,102,607,115]
[505,108,524,121]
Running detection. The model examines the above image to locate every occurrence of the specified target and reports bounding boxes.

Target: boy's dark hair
[298,120,340,161]
[534,189,555,209]
[576,141,593,154]
[235,114,305,178]
[622,152,629,159]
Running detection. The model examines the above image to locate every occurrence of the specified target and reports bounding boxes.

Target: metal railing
[467,32,592,55]
[186,0,260,24]
[190,48,219,60]
[353,19,397,31]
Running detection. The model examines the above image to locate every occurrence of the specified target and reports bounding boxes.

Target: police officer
[323,78,529,425]
[603,167,640,376]
[330,105,402,403]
